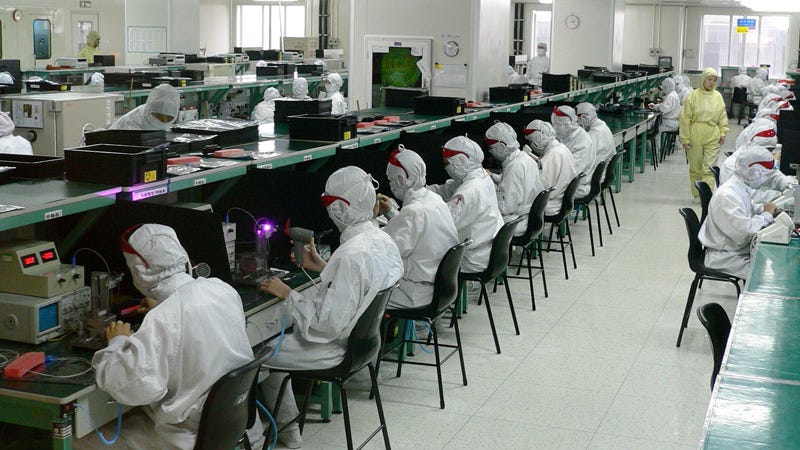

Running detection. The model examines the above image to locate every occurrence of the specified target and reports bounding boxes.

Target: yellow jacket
[679,68,729,145]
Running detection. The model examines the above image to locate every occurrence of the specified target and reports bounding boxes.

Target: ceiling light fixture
[739,0,800,13]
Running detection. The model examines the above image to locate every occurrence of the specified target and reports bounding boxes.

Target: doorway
[364,36,432,109]
[72,13,99,57]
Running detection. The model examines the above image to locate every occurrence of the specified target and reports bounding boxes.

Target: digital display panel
[38,303,59,332]
[39,249,57,262]
[20,253,38,268]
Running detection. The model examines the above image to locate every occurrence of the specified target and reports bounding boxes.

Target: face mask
[746,165,774,188]
[389,177,409,202]
[326,203,349,232]
[445,164,469,181]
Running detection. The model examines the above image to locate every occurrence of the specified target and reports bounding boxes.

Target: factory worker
[679,67,729,201]
[319,72,347,114]
[576,102,617,182]
[110,84,181,130]
[733,118,777,153]
[92,224,261,450]
[526,42,550,87]
[251,87,282,122]
[552,105,595,198]
[648,77,681,132]
[77,30,100,61]
[699,146,777,279]
[0,112,33,155]
[758,93,783,111]
[291,77,311,100]
[88,72,104,86]
[523,119,579,215]
[754,106,779,123]
[723,121,797,203]
[747,68,769,104]
[258,166,402,448]
[506,66,528,85]
[484,121,543,235]
[675,75,692,104]
[377,146,459,309]
[730,67,751,89]
[428,136,504,273]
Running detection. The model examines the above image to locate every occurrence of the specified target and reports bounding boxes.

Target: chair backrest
[429,239,471,315]
[338,286,395,376]
[678,207,706,275]
[732,87,747,103]
[695,180,713,224]
[548,173,584,222]
[193,350,272,450]
[578,161,607,202]
[696,302,731,390]
[484,216,524,280]
[600,150,625,190]
[647,114,662,137]
[516,187,555,246]
[709,165,721,187]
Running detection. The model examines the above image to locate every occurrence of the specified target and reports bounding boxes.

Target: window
[530,10,551,56]
[235,3,306,50]
[699,14,790,76]
[33,19,52,60]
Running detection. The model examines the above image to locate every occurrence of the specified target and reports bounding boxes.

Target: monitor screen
[38,302,59,332]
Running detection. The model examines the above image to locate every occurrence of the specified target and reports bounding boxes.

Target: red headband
[320,193,350,208]
[753,128,776,139]
[442,148,468,159]
[749,160,775,170]
[388,149,409,178]
[552,106,569,118]
[120,223,148,268]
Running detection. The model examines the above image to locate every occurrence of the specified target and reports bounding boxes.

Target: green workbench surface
[0,180,121,232]
[744,240,800,298]
[702,375,800,449]
[724,292,800,382]
[241,138,339,170]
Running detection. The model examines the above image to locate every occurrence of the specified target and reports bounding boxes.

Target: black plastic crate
[384,87,428,108]
[296,64,322,76]
[414,96,466,116]
[170,119,259,146]
[489,86,529,103]
[0,154,64,179]
[592,72,627,83]
[288,114,357,141]
[24,80,71,92]
[84,129,167,147]
[256,66,280,77]
[269,63,295,76]
[541,73,573,94]
[64,144,167,186]
[274,99,332,122]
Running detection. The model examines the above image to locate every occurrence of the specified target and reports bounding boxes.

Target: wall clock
[443,40,459,57]
[565,13,580,30]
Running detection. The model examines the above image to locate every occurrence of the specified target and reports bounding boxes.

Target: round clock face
[12,10,22,22]
[443,41,459,57]
[565,14,580,30]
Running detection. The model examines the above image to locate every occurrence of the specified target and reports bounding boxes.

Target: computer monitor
[93,55,115,67]
[658,56,672,68]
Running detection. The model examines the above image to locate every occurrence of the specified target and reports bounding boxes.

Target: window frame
[234,0,307,50]
[699,13,790,75]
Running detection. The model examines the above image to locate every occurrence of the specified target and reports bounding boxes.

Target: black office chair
[732,87,756,125]
[645,114,660,171]
[600,150,625,233]
[459,216,523,354]
[574,161,608,257]
[694,181,713,224]
[676,208,741,347]
[269,287,395,450]
[659,131,678,162]
[543,174,583,280]
[709,165,721,188]
[193,349,272,450]
[376,239,471,409]
[696,303,731,390]
[508,187,554,310]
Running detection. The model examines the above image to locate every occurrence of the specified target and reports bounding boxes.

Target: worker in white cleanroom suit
[251,87,282,122]
[428,136,504,273]
[576,102,617,182]
[0,111,33,155]
[526,42,550,87]
[377,145,459,309]
[748,68,769,104]
[291,77,311,100]
[319,72,347,114]
[730,67,752,89]
[523,119,579,216]
[258,166,402,448]
[484,121,543,235]
[110,84,180,130]
[92,224,262,450]
[699,146,778,279]
[552,105,595,198]
[649,78,681,132]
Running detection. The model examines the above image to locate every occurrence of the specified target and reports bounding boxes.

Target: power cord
[74,402,122,445]
[255,399,278,450]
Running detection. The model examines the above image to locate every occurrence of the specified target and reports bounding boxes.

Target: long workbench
[700,239,800,448]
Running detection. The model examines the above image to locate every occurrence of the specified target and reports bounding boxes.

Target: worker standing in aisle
[679,67,728,202]
[526,43,550,87]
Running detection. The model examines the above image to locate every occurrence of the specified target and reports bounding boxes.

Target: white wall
[199,0,231,56]
[124,0,168,65]
[551,0,625,73]
[0,0,125,68]
[622,4,684,71]
[170,0,200,55]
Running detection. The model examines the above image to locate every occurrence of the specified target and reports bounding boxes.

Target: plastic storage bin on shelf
[414,96,466,116]
[288,114,357,141]
[489,86,530,103]
[84,129,167,147]
[63,144,167,186]
[274,99,333,123]
[0,154,64,179]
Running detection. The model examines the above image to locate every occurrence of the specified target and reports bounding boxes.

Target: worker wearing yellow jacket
[679,67,729,200]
